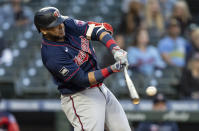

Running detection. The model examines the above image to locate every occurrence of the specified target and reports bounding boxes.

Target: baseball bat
[124,67,140,104]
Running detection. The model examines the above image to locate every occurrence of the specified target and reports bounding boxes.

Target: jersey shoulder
[64,17,87,29]
[47,46,70,59]
[64,16,86,24]
[42,44,71,65]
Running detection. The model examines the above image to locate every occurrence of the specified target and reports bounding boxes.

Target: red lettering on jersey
[74,36,91,66]
[75,20,86,26]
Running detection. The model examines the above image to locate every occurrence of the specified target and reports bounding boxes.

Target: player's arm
[87,21,116,50]
[74,61,124,86]
[48,57,124,87]
[66,18,115,50]
[65,19,128,66]
[87,22,128,66]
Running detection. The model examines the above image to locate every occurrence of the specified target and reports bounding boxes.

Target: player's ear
[40,28,47,35]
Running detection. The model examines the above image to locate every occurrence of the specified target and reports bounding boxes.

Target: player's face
[41,23,65,41]
[47,23,65,37]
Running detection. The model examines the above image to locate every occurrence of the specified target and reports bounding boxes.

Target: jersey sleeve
[64,18,113,41]
[64,18,89,38]
[46,51,116,87]
[47,54,80,83]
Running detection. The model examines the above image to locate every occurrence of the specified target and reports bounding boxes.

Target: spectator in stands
[118,0,143,35]
[137,93,179,131]
[0,93,20,131]
[116,0,144,48]
[171,1,192,36]
[186,27,199,63]
[179,53,199,99]
[145,0,165,46]
[159,0,177,21]
[158,18,187,68]
[128,28,165,77]
[0,38,13,65]
[127,28,165,89]
[121,0,146,13]
[0,0,33,27]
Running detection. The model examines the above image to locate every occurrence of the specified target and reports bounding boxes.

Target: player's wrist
[107,66,114,73]
[100,67,114,77]
[111,46,121,55]
[92,67,114,84]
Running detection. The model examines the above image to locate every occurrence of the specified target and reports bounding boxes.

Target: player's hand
[110,61,126,72]
[112,46,128,68]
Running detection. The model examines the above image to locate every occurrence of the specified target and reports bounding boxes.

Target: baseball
[146,86,157,96]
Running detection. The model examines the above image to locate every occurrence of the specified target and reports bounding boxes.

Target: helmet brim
[47,15,65,28]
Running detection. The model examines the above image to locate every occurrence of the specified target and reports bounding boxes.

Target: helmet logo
[54,11,60,18]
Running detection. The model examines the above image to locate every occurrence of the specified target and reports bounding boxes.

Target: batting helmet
[34,7,65,32]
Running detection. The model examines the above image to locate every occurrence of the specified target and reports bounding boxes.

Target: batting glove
[110,61,126,72]
[112,46,129,68]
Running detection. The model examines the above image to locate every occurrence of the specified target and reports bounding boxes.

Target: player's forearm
[70,67,113,87]
[87,22,118,51]
[99,31,118,51]
[88,66,113,86]
[88,61,125,85]
[71,65,119,87]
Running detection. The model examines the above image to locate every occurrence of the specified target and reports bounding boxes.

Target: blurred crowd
[0,0,33,65]
[111,0,199,100]
[0,0,199,101]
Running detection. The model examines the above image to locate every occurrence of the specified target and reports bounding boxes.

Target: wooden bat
[124,67,140,104]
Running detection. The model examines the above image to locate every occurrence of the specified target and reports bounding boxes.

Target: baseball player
[34,7,132,131]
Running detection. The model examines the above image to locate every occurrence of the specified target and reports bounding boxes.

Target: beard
[43,33,65,42]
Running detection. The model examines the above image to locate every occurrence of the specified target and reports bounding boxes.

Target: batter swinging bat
[124,67,140,104]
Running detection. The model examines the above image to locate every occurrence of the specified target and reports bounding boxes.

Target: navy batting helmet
[34,7,65,32]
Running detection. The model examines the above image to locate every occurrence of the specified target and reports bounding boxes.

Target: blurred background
[0,0,199,130]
